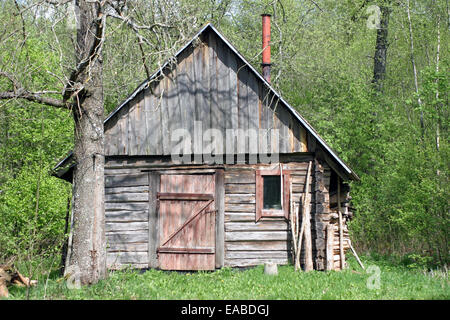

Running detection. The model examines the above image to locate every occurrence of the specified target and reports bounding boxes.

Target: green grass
[4,255,449,300]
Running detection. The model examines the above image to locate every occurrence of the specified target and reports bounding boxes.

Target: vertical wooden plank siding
[148,172,160,268]
[237,64,249,154]
[117,104,128,155]
[215,169,225,268]
[103,29,313,158]
[208,29,219,147]
[158,174,216,270]
[160,75,171,155]
[216,38,229,154]
[247,71,259,155]
[229,50,239,133]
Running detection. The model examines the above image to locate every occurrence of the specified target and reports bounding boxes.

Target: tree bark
[66,0,106,285]
[372,4,391,91]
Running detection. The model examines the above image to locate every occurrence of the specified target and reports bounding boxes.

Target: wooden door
[157,174,216,270]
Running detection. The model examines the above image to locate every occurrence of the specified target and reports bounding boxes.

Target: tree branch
[0,90,67,109]
[63,2,107,101]
[0,71,67,108]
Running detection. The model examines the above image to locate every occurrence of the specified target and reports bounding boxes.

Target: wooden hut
[54,21,359,271]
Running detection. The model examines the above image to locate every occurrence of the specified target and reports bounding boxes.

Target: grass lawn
[4,255,449,300]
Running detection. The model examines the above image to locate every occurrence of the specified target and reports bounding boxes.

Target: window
[256,168,290,222]
[263,176,282,209]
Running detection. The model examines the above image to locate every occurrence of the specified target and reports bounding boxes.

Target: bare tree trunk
[406,0,424,136]
[372,4,391,91]
[435,14,441,152]
[66,0,106,285]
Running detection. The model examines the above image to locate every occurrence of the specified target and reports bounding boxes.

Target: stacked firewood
[0,263,37,298]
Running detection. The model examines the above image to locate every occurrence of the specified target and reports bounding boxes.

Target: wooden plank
[224,258,288,267]
[105,202,148,212]
[107,242,148,252]
[157,247,214,254]
[277,107,290,154]
[255,170,263,222]
[302,161,313,271]
[224,212,255,222]
[338,177,345,269]
[106,231,149,243]
[167,64,184,154]
[117,103,129,155]
[237,64,249,153]
[193,41,210,158]
[225,183,256,194]
[106,210,148,222]
[105,192,148,203]
[225,203,255,212]
[291,175,307,184]
[225,221,288,232]
[157,192,214,201]
[200,37,211,133]
[104,168,143,175]
[247,71,259,155]
[148,172,160,269]
[107,252,148,265]
[224,171,254,184]
[225,240,288,251]
[144,83,162,154]
[208,30,220,154]
[105,221,148,232]
[160,74,171,155]
[176,48,192,150]
[258,82,267,155]
[105,186,149,194]
[135,92,147,155]
[105,173,148,188]
[229,48,239,134]
[326,223,334,271]
[215,38,229,153]
[108,263,148,270]
[215,169,225,268]
[225,194,255,204]
[104,118,118,155]
[300,126,308,152]
[225,231,290,241]
[225,251,288,259]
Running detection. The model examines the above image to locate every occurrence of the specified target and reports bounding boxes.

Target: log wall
[102,156,349,271]
[223,161,315,267]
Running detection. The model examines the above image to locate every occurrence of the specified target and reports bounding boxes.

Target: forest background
[0,0,447,273]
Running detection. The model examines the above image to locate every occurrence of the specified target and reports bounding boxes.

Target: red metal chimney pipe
[261,13,272,83]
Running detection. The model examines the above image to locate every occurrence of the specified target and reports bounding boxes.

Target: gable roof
[53,23,359,181]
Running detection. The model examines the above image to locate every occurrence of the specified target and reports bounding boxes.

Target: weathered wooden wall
[223,161,314,267]
[104,171,150,270]
[103,156,350,271]
[104,29,308,157]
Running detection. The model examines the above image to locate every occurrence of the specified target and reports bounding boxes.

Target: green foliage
[0,0,448,287]
[5,257,449,300]
[0,164,71,260]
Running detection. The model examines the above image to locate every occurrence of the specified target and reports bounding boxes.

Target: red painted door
[157,174,216,270]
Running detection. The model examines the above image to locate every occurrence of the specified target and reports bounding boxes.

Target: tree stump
[264,263,278,275]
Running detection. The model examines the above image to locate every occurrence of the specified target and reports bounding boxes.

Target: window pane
[263,175,282,210]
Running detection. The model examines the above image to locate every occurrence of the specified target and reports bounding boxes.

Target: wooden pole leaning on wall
[347,239,365,270]
[303,161,314,271]
[289,181,298,269]
[338,177,345,270]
